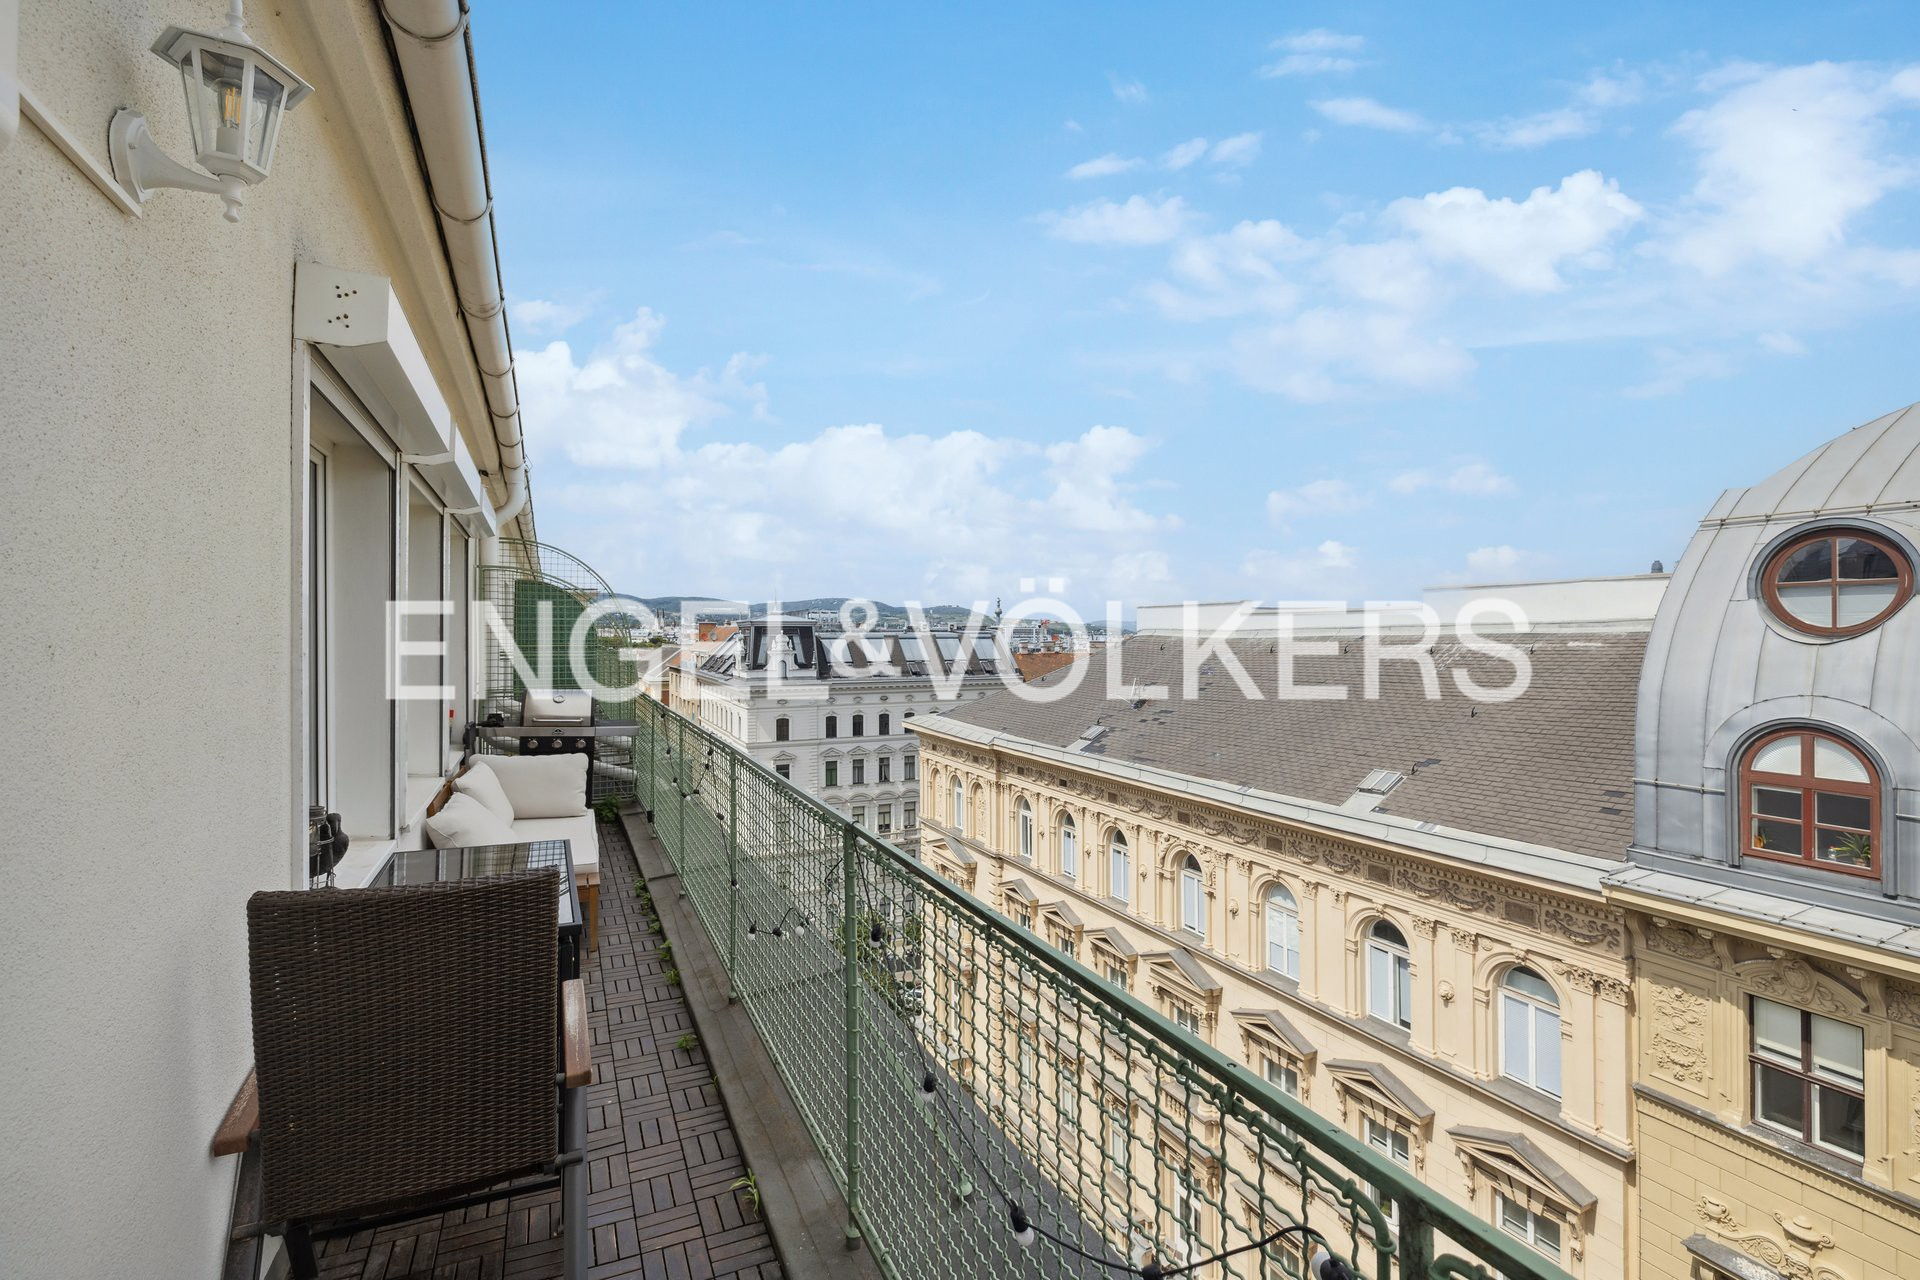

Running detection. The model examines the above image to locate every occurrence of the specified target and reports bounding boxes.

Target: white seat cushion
[424,792,520,850]
[509,813,600,874]
[470,754,589,819]
[453,763,516,823]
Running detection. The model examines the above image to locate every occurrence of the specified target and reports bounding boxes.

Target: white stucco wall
[0,4,494,1276]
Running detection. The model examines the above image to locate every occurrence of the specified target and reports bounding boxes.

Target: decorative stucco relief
[1643,922,1716,962]
[1739,954,1868,1018]
[1695,1197,1849,1280]
[1650,985,1709,1088]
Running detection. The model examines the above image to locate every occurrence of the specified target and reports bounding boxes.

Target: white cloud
[1042,425,1183,534]
[1310,97,1429,133]
[1110,73,1149,104]
[1232,309,1473,401]
[1241,540,1361,593]
[1067,153,1145,180]
[1622,346,1739,398]
[1209,132,1264,168]
[1388,170,1643,291]
[1475,72,1645,149]
[1758,331,1808,356]
[1163,138,1210,170]
[1388,463,1516,496]
[521,315,1181,603]
[518,308,766,470]
[1263,30,1366,77]
[1043,195,1194,246]
[1666,62,1920,274]
[1464,545,1527,577]
[1266,478,1369,525]
[1479,108,1595,149]
[511,296,591,336]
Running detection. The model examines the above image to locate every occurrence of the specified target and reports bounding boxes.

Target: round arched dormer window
[1761,529,1911,637]
[1741,729,1879,877]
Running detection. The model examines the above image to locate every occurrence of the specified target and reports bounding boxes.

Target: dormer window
[1741,729,1878,876]
[1761,528,1911,637]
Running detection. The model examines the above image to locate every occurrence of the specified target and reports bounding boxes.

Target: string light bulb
[917,1070,938,1105]
[1008,1203,1036,1249]
[1309,1246,1355,1280]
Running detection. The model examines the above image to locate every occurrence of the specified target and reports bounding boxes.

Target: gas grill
[519,688,595,757]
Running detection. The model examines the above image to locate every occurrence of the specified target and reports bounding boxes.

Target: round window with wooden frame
[1741,729,1879,877]
[1761,529,1912,637]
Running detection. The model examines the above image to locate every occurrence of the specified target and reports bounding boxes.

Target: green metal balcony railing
[630,696,1572,1280]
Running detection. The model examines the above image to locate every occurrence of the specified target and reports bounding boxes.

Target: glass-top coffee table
[369,839,583,980]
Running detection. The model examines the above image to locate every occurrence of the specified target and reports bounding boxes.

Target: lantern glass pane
[179,46,208,158]
[197,46,248,164]
[249,66,285,170]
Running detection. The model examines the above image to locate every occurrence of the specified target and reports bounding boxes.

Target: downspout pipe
[379,0,529,528]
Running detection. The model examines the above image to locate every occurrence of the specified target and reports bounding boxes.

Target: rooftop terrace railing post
[726,749,740,1003]
[1397,1194,1436,1280]
[676,713,687,867]
[841,821,864,1250]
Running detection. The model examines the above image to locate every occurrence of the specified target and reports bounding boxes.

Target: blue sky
[483,3,1920,613]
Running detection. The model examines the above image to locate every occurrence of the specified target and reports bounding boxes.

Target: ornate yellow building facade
[909,402,1920,1279]
[913,623,1649,1277]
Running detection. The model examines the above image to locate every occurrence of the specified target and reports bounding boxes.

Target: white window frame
[1499,968,1563,1098]
[1496,1193,1563,1263]
[1017,798,1034,860]
[305,445,332,811]
[1059,815,1078,878]
[951,776,965,832]
[1366,922,1413,1030]
[1110,830,1131,904]
[1179,857,1205,937]
[1265,885,1300,979]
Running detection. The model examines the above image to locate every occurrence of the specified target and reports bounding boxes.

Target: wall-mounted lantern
[108,1,312,222]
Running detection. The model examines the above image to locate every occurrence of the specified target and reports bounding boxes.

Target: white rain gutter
[379,0,528,527]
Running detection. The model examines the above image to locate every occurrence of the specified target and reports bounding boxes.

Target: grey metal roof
[931,631,1646,859]
[1715,400,1920,521]
[1605,865,1920,959]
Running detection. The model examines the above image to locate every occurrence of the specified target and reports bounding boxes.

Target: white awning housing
[294,260,496,533]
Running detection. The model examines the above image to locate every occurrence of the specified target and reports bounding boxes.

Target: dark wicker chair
[237,869,589,1279]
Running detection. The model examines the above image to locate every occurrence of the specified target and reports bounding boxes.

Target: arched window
[853,714,865,737]
[1366,920,1412,1030]
[951,775,965,833]
[1761,528,1911,637]
[1017,798,1034,860]
[1741,728,1879,875]
[1500,967,1562,1098]
[879,712,891,735]
[825,714,838,739]
[1109,829,1131,904]
[1058,812,1078,878]
[1178,855,1205,937]
[774,716,790,742]
[1264,885,1300,979]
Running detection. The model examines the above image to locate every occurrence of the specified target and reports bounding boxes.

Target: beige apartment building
[915,400,1920,1280]
[915,619,1649,1278]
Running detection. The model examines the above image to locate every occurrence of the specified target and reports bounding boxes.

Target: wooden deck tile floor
[316,820,785,1280]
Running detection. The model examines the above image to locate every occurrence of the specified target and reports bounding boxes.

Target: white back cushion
[453,763,516,823]
[472,753,590,819]
[424,792,520,849]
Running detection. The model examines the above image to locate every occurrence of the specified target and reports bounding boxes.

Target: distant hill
[623,595,986,624]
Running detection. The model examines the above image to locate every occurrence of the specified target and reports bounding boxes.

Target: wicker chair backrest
[247,870,560,1224]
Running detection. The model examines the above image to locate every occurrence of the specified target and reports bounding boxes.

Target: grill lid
[522,689,593,726]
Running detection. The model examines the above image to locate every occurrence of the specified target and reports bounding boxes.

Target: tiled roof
[929,631,1646,860]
